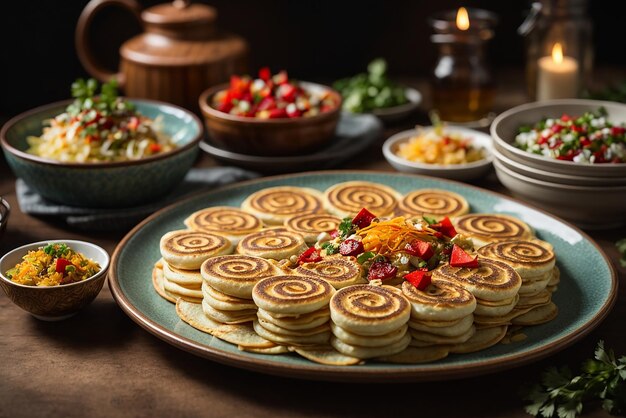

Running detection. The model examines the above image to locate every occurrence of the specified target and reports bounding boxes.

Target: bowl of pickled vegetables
[199,68,341,156]
[0,241,110,320]
[382,125,493,181]
[0,79,203,208]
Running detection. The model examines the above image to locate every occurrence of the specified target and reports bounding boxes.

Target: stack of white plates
[490,99,626,229]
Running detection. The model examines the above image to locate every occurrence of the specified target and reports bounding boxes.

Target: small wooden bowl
[199,82,341,156]
[0,240,110,320]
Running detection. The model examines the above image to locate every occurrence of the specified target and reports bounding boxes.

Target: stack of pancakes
[478,240,559,326]
[155,229,233,303]
[200,255,283,325]
[295,255,367,289]
[433,258,522,346]
[329,285,411,359]
[400,279,476,352]
[252,275,334,346]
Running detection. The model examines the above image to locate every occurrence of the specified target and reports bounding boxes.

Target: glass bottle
[429,8,498,126]
[518,0,593,100]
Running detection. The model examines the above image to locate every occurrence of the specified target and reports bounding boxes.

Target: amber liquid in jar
[430,29,495,124]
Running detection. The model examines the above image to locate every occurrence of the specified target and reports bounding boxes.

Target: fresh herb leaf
[338,218,355,238]
[320,241,338,255]
[523,341,626,418]
[422,216,438,225]
[66,78,125,117]
[356,251,376,264]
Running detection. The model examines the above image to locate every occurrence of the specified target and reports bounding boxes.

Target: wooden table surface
[1,75,624,418]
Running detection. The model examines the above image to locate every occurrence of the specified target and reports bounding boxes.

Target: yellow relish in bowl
[5,243,101,286]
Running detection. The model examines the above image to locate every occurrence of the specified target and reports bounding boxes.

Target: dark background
[2,0,625,119]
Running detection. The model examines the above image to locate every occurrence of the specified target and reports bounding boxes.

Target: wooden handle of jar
[75,0,142,87]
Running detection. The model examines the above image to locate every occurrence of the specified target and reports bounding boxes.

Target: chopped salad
[514,108,626,163]
[212,68,339,119]
[27,79,175,163]
[5,243,101,286]
[293,208,477,290]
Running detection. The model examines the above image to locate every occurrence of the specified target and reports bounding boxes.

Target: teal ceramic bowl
[0,99,203,208]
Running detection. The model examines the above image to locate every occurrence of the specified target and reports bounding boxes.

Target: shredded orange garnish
[356,217,437,256]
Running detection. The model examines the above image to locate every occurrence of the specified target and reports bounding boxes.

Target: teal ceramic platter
[109,171,617,382]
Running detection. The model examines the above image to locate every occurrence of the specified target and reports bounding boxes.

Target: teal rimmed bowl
[0,99,203,208]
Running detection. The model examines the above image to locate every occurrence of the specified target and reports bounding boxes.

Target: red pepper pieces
[339,239,364,257]
[352,208,377,229]
[297,247,322,265]
[449,245,479,268]
[431,216,457,238]
[258,67,271,81]
[404,240,434,260]
[55,258,72,274]
[367,261,397,282]
[404,270,432,290]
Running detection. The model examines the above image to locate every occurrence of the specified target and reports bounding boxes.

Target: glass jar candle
[429,7,498,126]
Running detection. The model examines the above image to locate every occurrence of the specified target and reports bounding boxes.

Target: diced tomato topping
[551,124,564,134]
[611,126,625,136]
[404,240,434,260]
[431,216,457,238]
[537,136,549,145]
[352,208,377,229]
[149,143,162,153]
[367,261,397,281]
[297,247,322,264]
[258,67,271,81]
[55,258,72,274]
[449,245,478,268]
[257,97,276,112]
[273,70,288,85]
[580,137,591,147]
[268,108,288,119]
[330,229,340,239]
[278,84,298,103]
[339,239,364,257]
[561,114,571,122]
[127,116,140,131]
[404,270,432,290]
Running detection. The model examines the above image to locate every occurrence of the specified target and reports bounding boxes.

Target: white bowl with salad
[382,125,493,181]
[0,79,203,208]
[490,99,626,178]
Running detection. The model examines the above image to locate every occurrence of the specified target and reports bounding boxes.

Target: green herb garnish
[66,78,134,117]
[524,341,626,418]
[321,242,339,255]
[616,239,626,268]
[333,58,408,113]
[338,218,355,239]
[43,243,69,258]
[422,216,438,225]
[356,251,376,264]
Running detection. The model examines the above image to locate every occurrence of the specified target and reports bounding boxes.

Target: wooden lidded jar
[76,0,248,111]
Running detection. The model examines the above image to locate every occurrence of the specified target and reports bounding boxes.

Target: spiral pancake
[473,294,519,317]
[162,261,202,287]
[511,302,558,326]
[201,282,257,311]
[253,275,335,315]
[330,323,409,348]
[477,240,555,278]
[257,308,330,331]
[330,333,411,359]
[285,213,341,244]
[160,230,232,270]
[398,189,469,219]
[184,206,263,243]
[453,214,534,248]
[241,187,324,225]
[236,228,307,260]
[202,299,257,324]
[324,181,401,218]
[201,255,280,298]
[448,325,508,354]
[401,280,476,321]
[330,285,411,335]
[163,278,203,301]
[295,255,366,289]
[518,269,554,296]
[432,259,522,302]
[409,324,476,345]
[408,314,474,337]
[257,317,330,337]
[253,320,331,346]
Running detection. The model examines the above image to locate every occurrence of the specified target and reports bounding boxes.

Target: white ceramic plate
[383,126,493,181]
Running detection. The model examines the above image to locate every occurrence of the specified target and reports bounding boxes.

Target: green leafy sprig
[66,78,134,117]
[616,239,626,268]
[524,341,626,418]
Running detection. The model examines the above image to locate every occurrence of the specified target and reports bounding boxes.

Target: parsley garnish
[321,242,338,255]
[338,217,355,238]
[356,251,376,264]
[422,216,438,225]
[66,78,134,117]
[43,243,69,258]
[524,341,626,418]
[616,238,626,267]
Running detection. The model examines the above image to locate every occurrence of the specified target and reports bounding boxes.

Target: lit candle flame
[552,43,563,64]
[456,7,470,31]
